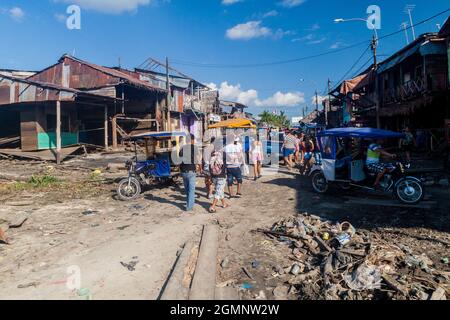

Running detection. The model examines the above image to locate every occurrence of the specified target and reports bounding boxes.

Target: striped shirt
[284,134,297,149]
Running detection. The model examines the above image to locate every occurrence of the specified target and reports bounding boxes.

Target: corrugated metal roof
[377,33,445,73]
[0,73,120,106]
[59,55,167,92]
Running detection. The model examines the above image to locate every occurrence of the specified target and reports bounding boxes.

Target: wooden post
[112,115,118,151]
[104,105,109,150]
[56,100,62,164]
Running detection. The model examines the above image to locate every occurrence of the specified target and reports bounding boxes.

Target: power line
[378,7,449,41]
[171,39,370,69]
[351,57,374,78]
[332,45,372,88]
[170,8,450,69]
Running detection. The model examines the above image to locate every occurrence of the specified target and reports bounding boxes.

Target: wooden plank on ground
[160,241,195,300]
[189,225,219,300]
[0,146,81,162]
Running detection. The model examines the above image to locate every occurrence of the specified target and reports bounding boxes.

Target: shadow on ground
[263,175,450,233]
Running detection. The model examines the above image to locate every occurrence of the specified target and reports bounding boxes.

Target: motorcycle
[309,127,425,205]
[116,131,185,201]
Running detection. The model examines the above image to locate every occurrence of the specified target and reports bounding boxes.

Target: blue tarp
[136,155,171,177]
[318,127,404,139]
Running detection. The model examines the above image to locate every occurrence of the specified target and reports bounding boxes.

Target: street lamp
[333,18,378,41]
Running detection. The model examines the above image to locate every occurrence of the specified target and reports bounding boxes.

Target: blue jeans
[181,172,196,211]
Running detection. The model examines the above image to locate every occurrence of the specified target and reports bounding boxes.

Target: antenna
[400,22,410,45]
[404,5,416,40]
[436,23,442,30]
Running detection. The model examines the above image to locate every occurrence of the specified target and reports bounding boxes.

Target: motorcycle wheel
[311,171,329,194]
[117,177,141,201]
[395,178,424,205]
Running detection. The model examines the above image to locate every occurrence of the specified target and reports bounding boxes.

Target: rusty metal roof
[58,55,167,92]
[0,73,121,106]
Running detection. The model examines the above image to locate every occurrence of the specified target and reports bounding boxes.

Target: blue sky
[0,0,448,119]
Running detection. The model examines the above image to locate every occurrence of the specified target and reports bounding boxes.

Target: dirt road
[0,158,449,300]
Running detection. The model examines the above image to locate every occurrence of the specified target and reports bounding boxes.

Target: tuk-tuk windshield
[318,136,336,159]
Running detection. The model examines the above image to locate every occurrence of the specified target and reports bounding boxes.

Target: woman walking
[209,149,230,213]
[251,134,264,180]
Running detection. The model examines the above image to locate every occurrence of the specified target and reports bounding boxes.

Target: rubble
[257,213,449,300]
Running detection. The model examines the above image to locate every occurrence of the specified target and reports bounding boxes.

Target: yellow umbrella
[208,118,256,129]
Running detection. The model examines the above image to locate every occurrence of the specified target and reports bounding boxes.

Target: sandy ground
[0,154,449,300]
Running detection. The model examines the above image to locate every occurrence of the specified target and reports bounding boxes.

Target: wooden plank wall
[20,106,38,151]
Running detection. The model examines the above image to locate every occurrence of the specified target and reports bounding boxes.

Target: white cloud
[222,0,243,5]
[256,91,305,107]
[307,23,320,31]
[9,7,25,21]
[330,42,344,49]
[279,0,306,8]
[226,20,271,40]
[210,82,305,107]
[292,33,326,44]
[262,10,279,18]
[56,0,152,14]
[308,37,326,44]
[54,13,67,23]
[226,20,292,40]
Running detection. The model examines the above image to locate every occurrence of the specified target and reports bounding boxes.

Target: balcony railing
[383,77,425,105]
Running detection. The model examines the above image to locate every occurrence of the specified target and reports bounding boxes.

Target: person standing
[179,134,201,212]
[399,127,415,165]
[208,148,230,213]
[302,135,315,174]
[282,130,297,170]
[297,132,305,164]
[203,137,216,199]
[225,136,244,198]
[251,134,264,180]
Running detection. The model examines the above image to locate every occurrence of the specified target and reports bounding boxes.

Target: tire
[311,171,329,194]
[117,177,142,201]
[395,177,424,205]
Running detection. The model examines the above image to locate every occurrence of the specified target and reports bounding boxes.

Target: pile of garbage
[257,213,449,300]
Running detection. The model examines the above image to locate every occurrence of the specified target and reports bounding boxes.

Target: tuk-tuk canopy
[208,118,256,129]
[128,131,187,140]
[318,127,404,139]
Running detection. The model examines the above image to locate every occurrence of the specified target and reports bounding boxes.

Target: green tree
[259,110,290,128]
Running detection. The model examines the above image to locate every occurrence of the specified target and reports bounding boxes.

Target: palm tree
[259,110,290,128]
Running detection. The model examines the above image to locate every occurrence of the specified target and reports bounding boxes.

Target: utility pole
[166,57,171,132]
[315,90,319,112]
[371,35,381,128]
[405,5,416,41]
[401,22,410,45]
[326,79,332,128]
[371,35,378,69]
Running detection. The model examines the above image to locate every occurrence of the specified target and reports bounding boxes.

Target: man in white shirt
[224,136,244,198]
